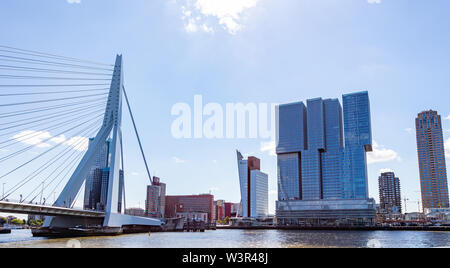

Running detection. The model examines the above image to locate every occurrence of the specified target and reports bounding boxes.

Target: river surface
[0,229,449,248]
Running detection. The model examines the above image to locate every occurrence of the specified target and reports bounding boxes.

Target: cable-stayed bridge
[0,46,162,235]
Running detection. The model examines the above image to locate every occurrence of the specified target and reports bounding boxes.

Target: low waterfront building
[425,208,450,224]
[165,194,215,222]
[276,199,377,226]
[175,212,209,224]
[125,207,146,217]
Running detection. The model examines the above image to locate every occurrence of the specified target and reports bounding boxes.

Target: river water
[0,229,449,248]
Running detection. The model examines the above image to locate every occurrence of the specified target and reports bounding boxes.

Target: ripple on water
[0,229,449,248]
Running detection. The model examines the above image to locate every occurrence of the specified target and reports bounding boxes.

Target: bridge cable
[0,104,106,141]
[0,55,114,71]
[0,65,112,76]
[0,108,105,150]
[0,119,102,200]
[0,92,108,107]
[25,131,97,204]
[0,88,109,97]
[0,115,104,164]
[0,98,106,119]
[0,45,113,66]
[0,83,110,88]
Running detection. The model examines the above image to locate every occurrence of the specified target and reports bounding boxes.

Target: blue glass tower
[276,102,307,201]
[276,91,375,226]
[341,91,372,199]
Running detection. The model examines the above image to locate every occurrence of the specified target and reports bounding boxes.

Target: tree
[0,217,7,225]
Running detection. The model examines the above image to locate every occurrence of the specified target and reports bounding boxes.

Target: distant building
[175,212,209,224]
[276,92,376,226]
[415,110,450,210]
[378,171,402,215]
[236,152,269,219]
[225,202,240,218]
[145,176,166,218]
[165,194,215,222]
[125,207,146,217]
[214,200,225,221]
[83,138,124,212]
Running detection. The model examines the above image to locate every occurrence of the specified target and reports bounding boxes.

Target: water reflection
[0,229,448,248]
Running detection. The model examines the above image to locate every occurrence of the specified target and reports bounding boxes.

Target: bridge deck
[0,201,105,218]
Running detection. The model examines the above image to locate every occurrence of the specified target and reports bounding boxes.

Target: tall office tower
[342,92,373,199]
[276,91,376,227]
[83,139,111,210]
[276,102,307,201]
[416,110,450,209]
[237,151,269,218]
[378,171,402,214]
[145,176,166,218]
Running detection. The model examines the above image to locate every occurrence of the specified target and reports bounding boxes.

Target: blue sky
[1,0,450,215]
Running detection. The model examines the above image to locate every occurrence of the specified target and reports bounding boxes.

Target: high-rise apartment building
[237,152,269,219]
[276,91,376,226]
[145,176,166,218]
[416,110,450,209]
[378,171,402,214]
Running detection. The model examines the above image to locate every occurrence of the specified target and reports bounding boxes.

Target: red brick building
[165,194,215,222]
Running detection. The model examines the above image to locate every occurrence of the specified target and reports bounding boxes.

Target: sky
[1,0,450,217]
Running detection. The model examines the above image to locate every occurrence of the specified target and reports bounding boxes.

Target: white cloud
[405,128,414,134]
[63,136,89,152]
[12,130,89,152]
[445,115,450,120]
[13,131,52,148]
[445,138,450,158]
[260,140,276,156]
[368,0,381,4]
[367,141,401,164]
[131,172,140,176]
[179,0,259,35]
[67,0,81,4]
[173,157,186,164]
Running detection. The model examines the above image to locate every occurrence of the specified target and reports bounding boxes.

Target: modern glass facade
[416,110,450,209]
[277,153,301,201]
[83,138,124,212]
[250,170,269,218]
[276,102,307,154]
[237,151,269,218]
[276,91,375,226]
[83,139,110,211]
[342,92,372,199]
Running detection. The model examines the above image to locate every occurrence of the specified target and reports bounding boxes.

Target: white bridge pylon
[44,55,161,228]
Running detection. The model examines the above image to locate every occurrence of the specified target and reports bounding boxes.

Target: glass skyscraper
[276,91,376,226]
[84,138,125,212]
[416,110,450,210]
[342,92,372,200]
[237,151,269,218]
